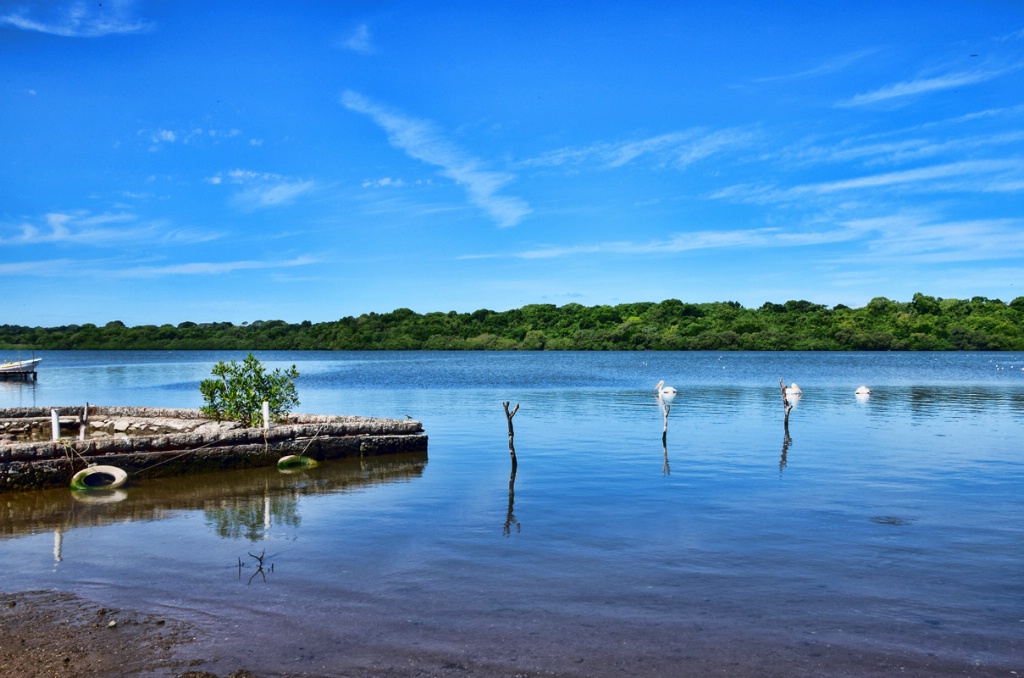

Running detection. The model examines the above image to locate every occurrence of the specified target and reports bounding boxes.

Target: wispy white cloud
[341,23,373,53]
[361,177,433,188]
[837,68,1012,107]
[117,256,318,277]
[0,256,317,278]
[207,169,316,209]
[144,126,244,151]
[3,211,220,246]
[755,48,879,83]
[520,128,754,171]
[505,224,868,260]
[0,258,78,276]
[712,159,1024,205]
[341,90,531,227]
[792,159,1022,195]
[781,130,1024,169]
[840,214,1024,264]
[235,181,316,208]
[466,210,1024,271]
[0,0,151,37]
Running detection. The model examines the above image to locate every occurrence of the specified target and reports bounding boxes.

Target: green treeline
[2,293,1023,351]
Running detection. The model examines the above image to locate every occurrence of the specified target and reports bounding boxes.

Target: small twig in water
[244,549,270,585]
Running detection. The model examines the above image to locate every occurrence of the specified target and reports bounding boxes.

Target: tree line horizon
[3,293,1023,351]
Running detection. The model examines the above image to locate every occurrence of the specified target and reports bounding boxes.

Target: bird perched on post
[655,380,677,434]
[655,380,677,403]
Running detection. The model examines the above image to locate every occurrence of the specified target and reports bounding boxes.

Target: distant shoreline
[3,294,1023,352]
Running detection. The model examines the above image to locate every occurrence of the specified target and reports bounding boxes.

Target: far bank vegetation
[2,294,1023,351]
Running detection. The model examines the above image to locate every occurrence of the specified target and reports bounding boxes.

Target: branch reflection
[0,453,428,559]
[503,463,520,536]
[780,432,792,474]
[662,432,670,476]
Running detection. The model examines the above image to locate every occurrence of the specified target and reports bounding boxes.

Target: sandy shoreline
[2,589,1019,678]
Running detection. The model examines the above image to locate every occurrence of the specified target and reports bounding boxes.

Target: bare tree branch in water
[238,549,271,585]
[503,402,520,536]
[503,401,519,472]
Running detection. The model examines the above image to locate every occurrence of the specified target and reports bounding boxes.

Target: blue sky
[2,1,1023,327]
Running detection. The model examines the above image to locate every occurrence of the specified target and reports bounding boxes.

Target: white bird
[655,380,677,433]
[785,383,802,396]
[655,380,678,403]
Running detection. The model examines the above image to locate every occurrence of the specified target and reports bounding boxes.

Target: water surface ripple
[1,351,1022,676]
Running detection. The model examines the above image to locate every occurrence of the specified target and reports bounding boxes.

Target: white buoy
[855,386,871,395]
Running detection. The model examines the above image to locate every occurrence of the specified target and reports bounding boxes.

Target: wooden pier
[0,368,37,381]
[0,406,428,492]
[0,357,40,381]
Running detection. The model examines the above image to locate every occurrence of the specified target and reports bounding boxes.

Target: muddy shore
[1,589,1018,678]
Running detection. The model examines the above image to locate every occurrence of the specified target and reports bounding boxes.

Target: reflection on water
[2,351,1023,674]
[503,464,519,537]
[0,453,428,549]
[779,431,792,474]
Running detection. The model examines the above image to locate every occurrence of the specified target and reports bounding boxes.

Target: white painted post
[51,408,60,441]
[262,401,271,429]
[53,528,63,563]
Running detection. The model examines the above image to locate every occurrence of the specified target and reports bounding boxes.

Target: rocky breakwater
[0,406,427,492]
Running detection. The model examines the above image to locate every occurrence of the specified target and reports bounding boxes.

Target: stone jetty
[0,406,427,493]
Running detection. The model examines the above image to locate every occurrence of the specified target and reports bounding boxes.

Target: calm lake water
[1,351,1023,676]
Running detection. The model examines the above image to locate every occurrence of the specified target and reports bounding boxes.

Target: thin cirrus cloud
[0,0,151,37]
[780,130,1024,169]
[5,211,220,247]
[207,169,316,209]
[710,159,1024,205]
[144,127,244,151]
[341,90,532,228]
[507,224,868,261]
[520,128,754,171]
[836,68,1012,107]
[754,49,880,83]
[341,23,373,53]
[505,212,1024,265]
[841,215,1024,264]
[116,256,318,277]
[0,256,317,278]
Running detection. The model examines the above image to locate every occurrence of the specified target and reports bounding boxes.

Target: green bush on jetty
[200,353,300,427]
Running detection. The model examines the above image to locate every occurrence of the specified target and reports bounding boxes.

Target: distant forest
[3,294,1024,351]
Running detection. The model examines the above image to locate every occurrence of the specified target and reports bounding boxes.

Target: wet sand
[1,590,1018,678]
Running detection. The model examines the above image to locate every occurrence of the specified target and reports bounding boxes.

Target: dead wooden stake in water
[503,401,519,472]
[78,402,89,441]
[502,401,520,536]
[779,378,793,432]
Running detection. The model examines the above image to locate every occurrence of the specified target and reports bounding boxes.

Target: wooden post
[502,401,520,536]
[51,409,60,441]
[503,401,519,471]
[262,401,271,429]
[79,402,89,441]
[779,378,793,433]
